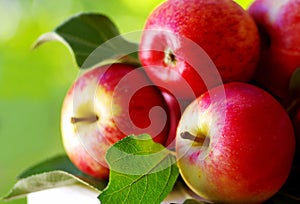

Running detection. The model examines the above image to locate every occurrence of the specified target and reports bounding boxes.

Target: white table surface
[27,182,199,204]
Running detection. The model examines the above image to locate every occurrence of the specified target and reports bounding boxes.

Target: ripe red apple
[176,82,295,203]
[248,0,300,99]
[161,90,192,149]
[61,63,170,179]
[139,0,260,99]
[161,90,181,149]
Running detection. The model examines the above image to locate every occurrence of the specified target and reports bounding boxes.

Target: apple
[61,63,170,179]
[161,90,192,149]
[248,0,300,99]
[162,89,193,149]
[161,90,182,149]
[139,0,260,99]
[176,82,295,203]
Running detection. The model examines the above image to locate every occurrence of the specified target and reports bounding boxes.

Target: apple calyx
[164,48,177,67]
[180,131,209,146]
[71,115,99,124]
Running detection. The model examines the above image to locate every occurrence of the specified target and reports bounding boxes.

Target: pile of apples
[60,0,300,203]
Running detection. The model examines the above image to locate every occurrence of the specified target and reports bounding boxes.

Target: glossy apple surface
[61,63,170,179]
[161,90,192,149]
[161,90,181,149]
[139,0,260,99]
[176,82,295,203]
[249,0,300,99]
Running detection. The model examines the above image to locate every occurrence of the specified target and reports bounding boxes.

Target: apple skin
[61,63,170,179]
[139,0,260,99]
[176,82,295,203]
[161,90,181,149]
[248,0,300,99]
[162,90,192,149]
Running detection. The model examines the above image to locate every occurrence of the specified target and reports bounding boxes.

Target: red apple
[161,90,192,149]
[248,0,300,99]
[139,0,260,100]
[161,90,181,149]
[176,82,295,203]
[61,63,170,179]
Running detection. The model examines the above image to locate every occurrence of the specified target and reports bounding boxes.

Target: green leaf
[3,171,92,201]
[2,155,107,201]
[99,134,179,204]
[18,155,107,190]
[19,155,80,178]
[289,68,300,98]
[33,13,139,69]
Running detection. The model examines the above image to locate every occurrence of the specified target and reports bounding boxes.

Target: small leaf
[289,68,300,98]
[18,155,107,190]
[32,32,66,49]
[3,171,97,201]
[19,155,80,178]
[99,134,179,204]
[33,13,140,69]
[2,155,107,201]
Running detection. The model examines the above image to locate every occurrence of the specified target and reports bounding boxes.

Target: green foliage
[2,136,179,204]
[99,134,179,204]
[3,171,96,201]
[2,155,107,201]
[18,155,107,190]
[33,13,139,69]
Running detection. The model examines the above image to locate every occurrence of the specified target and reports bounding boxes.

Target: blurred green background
[0,0,251,203]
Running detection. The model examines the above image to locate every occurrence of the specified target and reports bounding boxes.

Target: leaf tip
[31,32,65,50]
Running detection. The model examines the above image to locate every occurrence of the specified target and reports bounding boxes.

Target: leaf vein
[156,157,174,202]
[139,175,148,204]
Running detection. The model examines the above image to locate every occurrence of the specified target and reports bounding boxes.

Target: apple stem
[71,115,99,124]
[180,131,206,144]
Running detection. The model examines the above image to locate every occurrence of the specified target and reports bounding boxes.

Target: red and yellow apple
[61,63,170,179]
[248,0,300,99]
[139,0,260,99]
[176,82,295,203]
